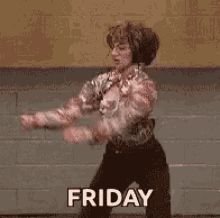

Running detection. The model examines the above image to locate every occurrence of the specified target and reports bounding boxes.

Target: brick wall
[0,0,220,216]
[0,67,219,215]
[0,0,220,67]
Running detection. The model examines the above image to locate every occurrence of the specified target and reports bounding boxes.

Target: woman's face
[111,41,132,72]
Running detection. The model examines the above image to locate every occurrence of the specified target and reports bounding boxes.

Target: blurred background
[0,0,220,217]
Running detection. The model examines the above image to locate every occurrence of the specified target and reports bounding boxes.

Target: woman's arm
[63,75,157,144]
[20,97,83,130]
[20,72,108,130]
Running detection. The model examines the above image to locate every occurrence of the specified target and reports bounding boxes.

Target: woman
[21,21,171,218]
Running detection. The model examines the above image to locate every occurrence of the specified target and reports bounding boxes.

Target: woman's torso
[96,65,157,150]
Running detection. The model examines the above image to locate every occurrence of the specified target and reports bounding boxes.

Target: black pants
[79,135,171,218]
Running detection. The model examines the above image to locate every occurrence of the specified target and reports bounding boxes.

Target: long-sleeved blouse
[34,64,157,148]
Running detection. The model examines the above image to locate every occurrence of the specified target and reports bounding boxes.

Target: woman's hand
[20,114,37,131]
[63,126,93,144]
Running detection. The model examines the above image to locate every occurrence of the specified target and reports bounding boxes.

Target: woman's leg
[135,137,171,218]
[138,163,171,218]
[79,151,133,218]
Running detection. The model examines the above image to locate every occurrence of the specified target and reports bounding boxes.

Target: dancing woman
[21,21,171,218]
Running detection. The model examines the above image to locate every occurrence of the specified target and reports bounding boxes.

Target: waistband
[105,134,158,154]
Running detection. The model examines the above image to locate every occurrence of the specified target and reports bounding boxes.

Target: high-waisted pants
[79,135,171,218]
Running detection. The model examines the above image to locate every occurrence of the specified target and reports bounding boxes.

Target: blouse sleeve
[91,76,157,143]
[33,72,108,129]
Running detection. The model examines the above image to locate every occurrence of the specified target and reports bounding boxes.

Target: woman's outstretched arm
[20,72,108,130]
[20,97,84,130]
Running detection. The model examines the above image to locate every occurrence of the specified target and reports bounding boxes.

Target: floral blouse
[34,64,157,148]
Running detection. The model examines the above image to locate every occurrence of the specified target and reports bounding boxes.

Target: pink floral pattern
[32,64,157,147]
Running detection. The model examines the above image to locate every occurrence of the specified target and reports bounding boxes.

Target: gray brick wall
[0,67,220,215]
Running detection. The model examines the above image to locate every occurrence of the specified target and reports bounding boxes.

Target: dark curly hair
[106,21,160,66]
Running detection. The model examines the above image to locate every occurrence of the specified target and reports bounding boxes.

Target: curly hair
[106,21,160,66]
